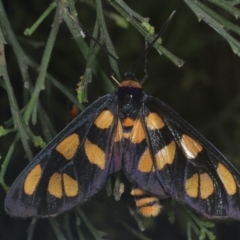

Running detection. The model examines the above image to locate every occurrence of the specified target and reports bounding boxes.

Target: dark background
[1,0,240,239]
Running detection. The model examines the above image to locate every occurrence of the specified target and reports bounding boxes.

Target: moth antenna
[140,37,149,85]
[140,74,148,85]
[111,74,121,86]
[132,10,176,74]
[70,15,126,74]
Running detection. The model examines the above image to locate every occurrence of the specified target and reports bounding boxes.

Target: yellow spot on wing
[56,133,80,160]
[138,148,154,172]
[180,134,203,159]
[94,110,114,129]
[63,173,78,197]
[200,173,214,199]
[146,113,165,129]
[130,119,145,143]
[155,141,176,170]
[114,120,123,142]
[217,163,237,195]
[185,173,214,199]
[185,173,199,198]
[84,138,106,169]
[48,173,62,198]
[24,164,42,195]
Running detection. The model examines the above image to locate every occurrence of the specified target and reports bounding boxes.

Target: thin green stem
[198,0,240,35]
[49,218,67,240]
[24,2,57,36]
[0,0,33,105]
[0,135,19,191]
[77,208,107,240]
[184,0,240,56]
[62,7,115,92]
[118,220,151,240]
[207,0,240,19]
[111,0,147,23]
[80,0,129,28]
[231,0,240,6]
[23,7,61,123]
[108,0,184,67]
[96,0,121,79]
[27,218,38,240]
[0,35,32,160]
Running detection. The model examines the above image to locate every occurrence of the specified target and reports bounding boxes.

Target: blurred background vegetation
[1,0,240,239]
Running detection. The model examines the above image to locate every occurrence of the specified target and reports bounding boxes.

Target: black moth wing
[5,94,122,218]
[147,96,240,219]
[125,94,240,220]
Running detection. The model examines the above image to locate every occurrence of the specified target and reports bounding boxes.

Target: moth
[5,68,240,219]
[5,14,240,220]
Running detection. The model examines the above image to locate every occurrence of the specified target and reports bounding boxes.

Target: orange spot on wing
[56,133,80,160]
[94,110,114,129]
[24,164,42,195]
[185,173,214,199]
[138,148,154,173]
[200,173,214,199]
[155,141,176,170]
[217,163,237,195]
[185,173,199,198]
[63,173,78,197]
[146,113,165,130]
[114,120,123,142]
[48,173,63,199]
[84,138,106,169]
[180,134,203,159]
[130,119,145,144]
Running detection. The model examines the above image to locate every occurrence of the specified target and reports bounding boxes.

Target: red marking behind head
[120,80,142,89]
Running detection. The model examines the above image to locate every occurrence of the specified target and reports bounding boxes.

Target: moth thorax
[130,188,162,217]
[117,84,143,118]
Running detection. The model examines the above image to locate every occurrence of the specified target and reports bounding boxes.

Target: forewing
[5,94,122,218]
[140,95,240,219]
